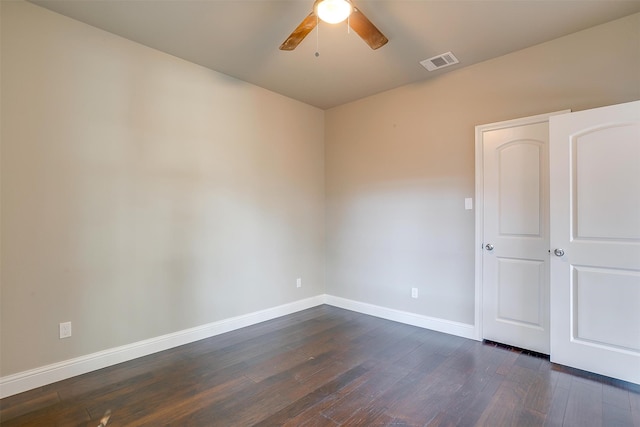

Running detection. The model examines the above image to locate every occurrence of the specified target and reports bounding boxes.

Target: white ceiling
[29,0,640,109]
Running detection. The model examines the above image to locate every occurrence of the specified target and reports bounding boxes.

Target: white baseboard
[0,295,325,399]
[324,295,477,340]
[1,294,477,398]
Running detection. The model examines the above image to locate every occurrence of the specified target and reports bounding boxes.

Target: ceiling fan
[279,0,388,51]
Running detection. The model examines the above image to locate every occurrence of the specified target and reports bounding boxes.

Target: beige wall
[0,1,325,376]
[325,13,640,325]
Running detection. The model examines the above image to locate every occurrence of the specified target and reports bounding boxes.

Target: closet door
[477,113,563,354]
[550,100,640,384]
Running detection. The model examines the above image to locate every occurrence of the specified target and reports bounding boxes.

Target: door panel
[574,125,640,240]
[550,100,640,384]
[496,258,544,328]
[498,143,541,236]
[481,119,550,354]
[573,267,640,352]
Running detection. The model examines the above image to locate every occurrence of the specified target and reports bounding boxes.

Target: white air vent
[420,51,459,71]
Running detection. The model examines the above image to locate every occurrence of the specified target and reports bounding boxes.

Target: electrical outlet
[296,278,302,288]
[411,288,418,299]
[59,321,72,339]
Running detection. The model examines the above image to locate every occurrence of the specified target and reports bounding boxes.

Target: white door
[550,100,640,385]
[477,112,564,355]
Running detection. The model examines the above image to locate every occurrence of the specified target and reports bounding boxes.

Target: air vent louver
[420,51,459,71]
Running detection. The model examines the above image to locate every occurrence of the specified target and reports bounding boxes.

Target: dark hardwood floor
[1,305,639,426]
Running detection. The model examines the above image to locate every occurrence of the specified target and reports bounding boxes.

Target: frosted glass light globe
[315,0,352,24]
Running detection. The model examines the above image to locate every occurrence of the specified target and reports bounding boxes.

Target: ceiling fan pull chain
[315,15,320,57]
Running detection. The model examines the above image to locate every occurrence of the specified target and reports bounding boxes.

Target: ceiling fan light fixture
[314,0,352,24]
[280,0,387,51]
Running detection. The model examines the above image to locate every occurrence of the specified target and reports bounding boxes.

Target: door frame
[474,110,570,341]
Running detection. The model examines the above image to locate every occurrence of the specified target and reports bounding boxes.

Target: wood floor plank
[277,351,341,392]
[0,390,60,423]
[456,375,504,426]
[439,356,505,422]
[475,364,539,425]
[603,382,632,410]
[425,411,459,427]
[543,384,569,427]
[563,377,604,427]
[392,343,449,374]
[2,305,639,426]
[320,362,408,424]
[0,401,91,427]
[603,402,635,427]
[184,383,291,426]
[369,328,429,363]
[298,414,340,427]
[334,368,425,425]
[524,369,558,415]
[630,389,640,425]
[253,364,370,426]
[243,348,310,382]
[343,404,393,426]
[279,364,377,427]
[297,358,360,395]
[359,355,468,426]
[513,407,546,426]
[117,375,254,426]
[495,349,520,376]
[384,363,468,425]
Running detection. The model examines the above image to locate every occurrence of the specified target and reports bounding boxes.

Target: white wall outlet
[59,321,72,339]
[411,288,418,299]
[296,278,302,288]
[465,198,473,210]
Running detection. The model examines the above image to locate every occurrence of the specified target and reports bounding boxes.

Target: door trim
[474,110,570,341]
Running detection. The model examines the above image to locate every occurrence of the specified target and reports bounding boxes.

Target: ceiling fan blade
[349,7,388,50]
[279,12,317,51]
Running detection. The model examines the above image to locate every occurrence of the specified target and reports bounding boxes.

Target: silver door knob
[485,243,494,251]
[554,248,565,257]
